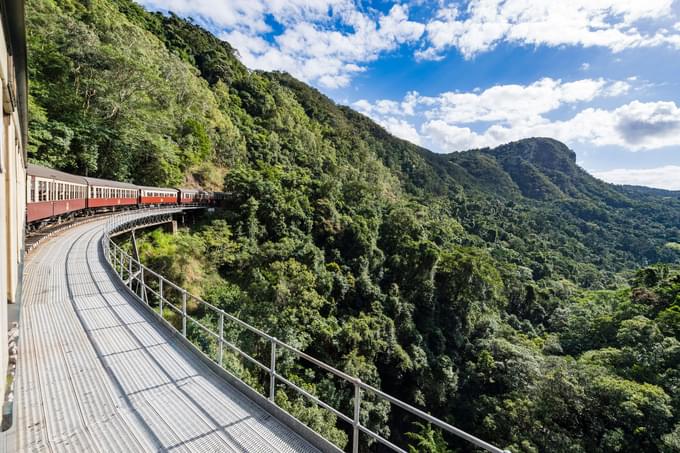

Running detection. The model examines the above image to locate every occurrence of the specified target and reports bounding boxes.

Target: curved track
[15,219,319,453]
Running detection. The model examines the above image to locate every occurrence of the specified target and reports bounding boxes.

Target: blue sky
[136,0,680,190]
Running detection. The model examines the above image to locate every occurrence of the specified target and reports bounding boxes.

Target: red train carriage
[26,164,87,224]
[139,187,178,206]
[84,176,139,211]
[178,188,215,204]
[178,188,199,204]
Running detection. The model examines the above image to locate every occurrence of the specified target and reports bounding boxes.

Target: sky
[136,0,680,190]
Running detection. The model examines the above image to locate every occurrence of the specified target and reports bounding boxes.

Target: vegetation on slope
[27,0,680,451]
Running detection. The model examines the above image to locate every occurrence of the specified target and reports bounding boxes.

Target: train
[26,163,227,230]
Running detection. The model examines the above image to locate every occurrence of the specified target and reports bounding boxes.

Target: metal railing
[101,209,510,453]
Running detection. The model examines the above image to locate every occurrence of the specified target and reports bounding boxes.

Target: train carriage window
[30,177,35,202]
[38,180,46,202]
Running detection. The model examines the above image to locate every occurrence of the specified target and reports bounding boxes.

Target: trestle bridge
[5,208,509,452]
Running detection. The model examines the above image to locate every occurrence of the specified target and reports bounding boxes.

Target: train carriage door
[28,175,34,202]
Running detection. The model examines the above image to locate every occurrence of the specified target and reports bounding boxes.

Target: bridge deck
[15,219,320,453]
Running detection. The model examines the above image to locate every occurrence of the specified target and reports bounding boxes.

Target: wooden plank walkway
[14,219,320,453]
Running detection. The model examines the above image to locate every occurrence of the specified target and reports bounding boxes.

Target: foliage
[27,0,680,451]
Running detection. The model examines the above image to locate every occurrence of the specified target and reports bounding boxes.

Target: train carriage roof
[178,188,200,194]
[28,164,87,185]
[83,176,139,190]
[138,186,178,192]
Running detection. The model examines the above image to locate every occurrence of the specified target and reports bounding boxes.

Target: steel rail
[101,208,510,453]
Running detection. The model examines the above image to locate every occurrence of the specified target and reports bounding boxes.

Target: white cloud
[138,0,680,87]
[353,77,680,153]
[138,0,346,32]
[594,166,680,190]
[419,0,680,60]
[151,1,425,88]
[422,100,680,152]
[356,78,628,125]
[353,90,420,117]
[380,117,423,146]
[422,78,625,124]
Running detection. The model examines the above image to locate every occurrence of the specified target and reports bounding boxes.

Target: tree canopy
[27,0,680,451]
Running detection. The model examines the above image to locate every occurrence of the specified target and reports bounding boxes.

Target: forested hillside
[26,0,680,451]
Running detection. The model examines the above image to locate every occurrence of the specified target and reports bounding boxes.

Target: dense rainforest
[26,0,680,451]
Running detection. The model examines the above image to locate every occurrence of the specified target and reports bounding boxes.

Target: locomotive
[26,163,226,230]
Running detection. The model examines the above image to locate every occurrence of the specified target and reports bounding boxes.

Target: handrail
[100,209,510,453]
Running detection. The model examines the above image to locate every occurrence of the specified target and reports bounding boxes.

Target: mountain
[26,0,680,452]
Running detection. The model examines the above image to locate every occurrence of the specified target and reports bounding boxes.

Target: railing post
[159,276,164,317]
[127,254,132,288]
[353,379,362,453]
[269,338,277,402]
[182,290,187,336]
[117,247,122,276]
[218,312,224,366]
[140,267,146,303]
